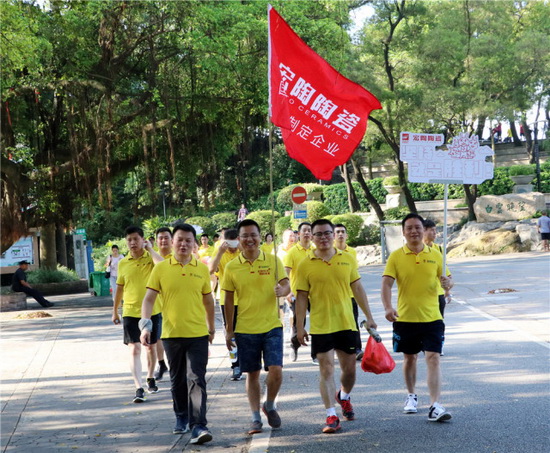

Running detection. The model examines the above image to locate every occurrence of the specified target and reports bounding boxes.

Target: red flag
[268,5,382,180]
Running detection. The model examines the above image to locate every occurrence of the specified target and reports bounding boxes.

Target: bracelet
[208,330,215,335]
[138,318,153,332]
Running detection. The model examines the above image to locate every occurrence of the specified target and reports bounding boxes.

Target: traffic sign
[291,186,307,204]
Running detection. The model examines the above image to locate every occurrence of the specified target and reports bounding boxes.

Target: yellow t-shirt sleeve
[146,264,162,292]
[276,257,287,282]
[221,266,235,292]
[282,251,292,268]
[201,266,212,294]
[295,260,310,292]
[383,253,397,279]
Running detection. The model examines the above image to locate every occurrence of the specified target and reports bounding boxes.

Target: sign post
[291,186,308,220]
[400,132,495,269]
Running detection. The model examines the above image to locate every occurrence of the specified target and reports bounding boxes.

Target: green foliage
[306,201,330,222]
[383,176,400,186]
[478,167,514,196]
[508,164,535,176]
[322,183,370,214]
[245,210,281,235]
[384,207,411,221]
[355,223,382,246]
[366,178,388,204]
[408,183,464,201]
[142,216,180,238]
[92,238,128,272]
[275,216,293,237]
[331,214,364,242]
[27,265,80,284]
[276,183,325,212]
[185,217,216,237]
[211,212,237,231]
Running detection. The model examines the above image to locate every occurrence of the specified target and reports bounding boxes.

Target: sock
[265,400,276,411]
[339,390,351,400]
[326,407,337,417]
[252,411,261,422]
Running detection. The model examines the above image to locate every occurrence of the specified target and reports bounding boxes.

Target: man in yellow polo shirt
[209,228,242,381]
[295,219,377,434]
[334,223,363,360]
[283,221,314,362]
[140,224,215,445]
[153,227,173,382]
[198,234,214,263]
[112,226,163,403]
[381,213,453,423]
[222,219,290,435]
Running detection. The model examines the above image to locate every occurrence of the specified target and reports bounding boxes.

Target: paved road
[1,252,549,452]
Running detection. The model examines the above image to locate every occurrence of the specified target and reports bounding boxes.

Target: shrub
[306,201,330,222]
[322,183,369,214]
[277,183,324,212]
[246,210,281,234]
[366,178,387,204]
[478,167,514,196]
[211,212,237,231]
[275,216,292,237]
[408,183,464,201]
[185,216,216,237]
[508,164,535,176]
[382,175,400,186]
[384,206,410,220]
[356,223,381,246]
[331,213,364,242]
[27,265,81,284]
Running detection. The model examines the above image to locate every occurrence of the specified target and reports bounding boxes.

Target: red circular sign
[291,186,307,204]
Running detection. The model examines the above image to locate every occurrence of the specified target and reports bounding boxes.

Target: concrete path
[1,252,549,452]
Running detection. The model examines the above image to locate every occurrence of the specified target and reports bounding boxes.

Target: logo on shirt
[189,272,203,279]
[423,259,437,264]
[258,269,272,276]
[337,262,350,266]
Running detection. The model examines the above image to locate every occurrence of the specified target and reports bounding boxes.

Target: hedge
[330,214,364,242]
[211,212,237,231]
[185,216,216,237]
[322,183,369,215]
[245,210,281,234]
[277,183,324,212]
[306,201,330,222]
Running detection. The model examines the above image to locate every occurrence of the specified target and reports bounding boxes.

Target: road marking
[248,428,272,453]
[454,298,550,349]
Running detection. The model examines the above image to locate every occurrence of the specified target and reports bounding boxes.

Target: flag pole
[442,183,448,271]
[269,122,279,282]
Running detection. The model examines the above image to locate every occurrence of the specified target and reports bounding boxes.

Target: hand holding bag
[361,335,396,374]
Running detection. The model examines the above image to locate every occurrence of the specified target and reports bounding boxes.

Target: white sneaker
[428,402,452,422]
[403,394,418,413]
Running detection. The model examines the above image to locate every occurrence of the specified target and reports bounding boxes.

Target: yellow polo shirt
[276,243,294,261]
[383,245,443,323]
[198,245,214,261]
[222,251,286,334]
[336,244,357,297]
[216,249,240,306]
[146,256,212,338]
[283,242,314,295]
[116,251,160,318]
[295,249,360,334]
[260,242,274,255]
[427,243,450,296]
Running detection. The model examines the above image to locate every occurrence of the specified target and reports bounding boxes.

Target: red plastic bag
[361,336,396,374]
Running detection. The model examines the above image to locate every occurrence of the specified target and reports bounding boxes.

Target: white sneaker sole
[429,412,452,422]
[403,408,418,413]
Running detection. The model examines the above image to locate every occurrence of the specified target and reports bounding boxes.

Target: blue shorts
[235,327,283,373]
[393,320,445,355]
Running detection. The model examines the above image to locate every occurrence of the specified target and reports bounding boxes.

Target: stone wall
[474,193,546,222]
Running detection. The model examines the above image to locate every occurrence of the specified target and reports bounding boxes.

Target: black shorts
[392,320,445,355]
[541,232,550,240]
[123,314,161,345]
[311,330,357,356]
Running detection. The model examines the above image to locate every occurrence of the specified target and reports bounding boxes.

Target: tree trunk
[56,224,68,267]
[521,119,534,163]
[397,159,417,212]
[40,223,57,270]
[351,158,385,221]
[507,119,522,146]
[474,115,486,139]
[340,164,361,212]
[463,184,477,221]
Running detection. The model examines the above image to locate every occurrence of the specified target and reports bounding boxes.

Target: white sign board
[0,236,35,267]
[400,132,494,184]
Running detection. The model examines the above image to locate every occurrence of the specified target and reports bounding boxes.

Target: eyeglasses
[239,234,260,239]
[312,231,334,238]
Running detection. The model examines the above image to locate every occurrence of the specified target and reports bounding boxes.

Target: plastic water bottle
[229,343,238,363]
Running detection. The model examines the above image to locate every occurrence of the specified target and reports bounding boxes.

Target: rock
[516,221,539,249]
[447,228,530,258]
[356,245,382,266]
[474,193,545,222]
